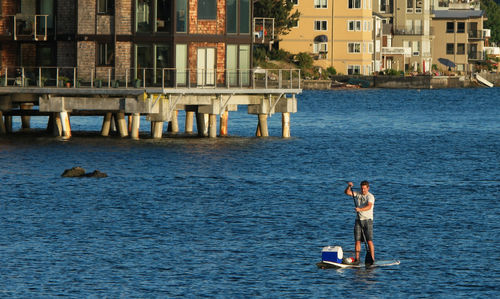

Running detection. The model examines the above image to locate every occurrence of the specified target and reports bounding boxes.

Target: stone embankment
[302,72,500,89]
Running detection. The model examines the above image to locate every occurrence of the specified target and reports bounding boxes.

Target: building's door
[197,48,216,86]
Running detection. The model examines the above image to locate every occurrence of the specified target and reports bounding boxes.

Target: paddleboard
[317,260,400,269]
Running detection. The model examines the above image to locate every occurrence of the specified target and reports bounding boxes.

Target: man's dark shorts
[354,219,373,242]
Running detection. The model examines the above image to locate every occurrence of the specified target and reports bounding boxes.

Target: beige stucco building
[431,8,486,74]
[373,0,434,73]
[279,0,374,75]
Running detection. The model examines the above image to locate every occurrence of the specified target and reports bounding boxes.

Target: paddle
[349,186,375,266]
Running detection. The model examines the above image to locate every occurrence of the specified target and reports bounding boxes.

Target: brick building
[0,0,252,87]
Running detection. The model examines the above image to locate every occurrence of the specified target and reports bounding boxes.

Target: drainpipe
[331,0,334,68]
[114,0,118,80]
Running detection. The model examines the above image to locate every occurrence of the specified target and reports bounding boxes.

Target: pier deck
[0,82,301,139]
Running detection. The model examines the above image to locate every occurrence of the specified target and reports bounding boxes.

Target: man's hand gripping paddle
[350,186,375,266]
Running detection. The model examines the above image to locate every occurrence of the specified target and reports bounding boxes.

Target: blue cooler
[322,246,343,263]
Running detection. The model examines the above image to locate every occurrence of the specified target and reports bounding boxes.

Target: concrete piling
[167,110,179,134]
[5,116,12,133]
[101,113,112,136]
[116,112,128,137]
[52,113,62,136]
[60,111,71,139]
[209,114,217,138]
[196,112,208,137]
[130,113,140,139]
[220,111,228,136]
[20,104,32,130]
[185,111,194,134]
[257,114,269,137]
[0,111,6,134]
[282,112,290,138]
[152,121,164,139]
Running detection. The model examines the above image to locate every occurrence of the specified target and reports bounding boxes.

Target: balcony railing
[393,26,434,36]
[381,47,412,56]
[468,30,485,40]
[468,51,484,61]
[0,67,301,90]
[0,15,49,40]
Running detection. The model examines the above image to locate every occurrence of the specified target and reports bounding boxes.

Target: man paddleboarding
[345,181,375,264]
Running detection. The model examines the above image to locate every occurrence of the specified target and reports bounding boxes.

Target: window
[348,42,361,53]
[457,43,465,55]
[157,0,172,33]
[227,44,250,86]
[136,0,152,32]
[313,42,328,53]
[176,0,187,33]
[227,0,251,34]
[314,20,327,31]
[291,20,299,28]
[176,44,187,85]
[446,43,454,55]
[380,0,386,12]
[348,65,360,75]
[98,43,114,66]
[416,0,422,13]
[240,0,250,34]
[457,22,465,33]
[292,0,299,4]
[348,20,361,31]
[314,0,327,8]
[198,0,216,20]
[349,0,361,8]
[407,0,413,12]
[98,0,114,14]
[446,22,454,33]
[314,43,328,59]
[363,20,371,32]
[227,0,237,33]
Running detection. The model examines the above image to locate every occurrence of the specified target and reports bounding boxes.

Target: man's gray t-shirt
[354,192,375,220]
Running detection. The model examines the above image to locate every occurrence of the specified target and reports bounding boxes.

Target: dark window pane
[446,43,454,55]
[240,0,250,34]
[176,0,187,32]
[157,0,171,32]
[446,22,454,33]
[98,43,114,65]
[198,0,216,20]
[227,0,237,33]
[136,0,152,32]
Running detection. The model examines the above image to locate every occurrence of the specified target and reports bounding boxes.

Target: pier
[0,67,301,139]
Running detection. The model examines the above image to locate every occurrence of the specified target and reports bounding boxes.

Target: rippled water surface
[1,88,499,297]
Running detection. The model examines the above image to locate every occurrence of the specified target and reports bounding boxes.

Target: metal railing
[0,15,49,40]
[468,51,484,61]
[394,26,434,36]
[0,66,301,90]
[468,30,485,40]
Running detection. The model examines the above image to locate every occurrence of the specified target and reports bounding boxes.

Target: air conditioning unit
[413,51,420,56]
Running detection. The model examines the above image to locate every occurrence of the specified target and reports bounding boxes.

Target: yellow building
[279,0,374,75]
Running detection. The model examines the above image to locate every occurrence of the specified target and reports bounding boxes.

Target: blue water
[0,88,499,297]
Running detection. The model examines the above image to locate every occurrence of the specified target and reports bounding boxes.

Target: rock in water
[61,167,86,177]
[85,170,108,178]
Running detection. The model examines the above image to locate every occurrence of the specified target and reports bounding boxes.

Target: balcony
[468,30,485,40]
[393,26,434,36]
[0,15,50,41]
[0,66,302,91]
[382,47,412,56]
[468,51,484,61]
